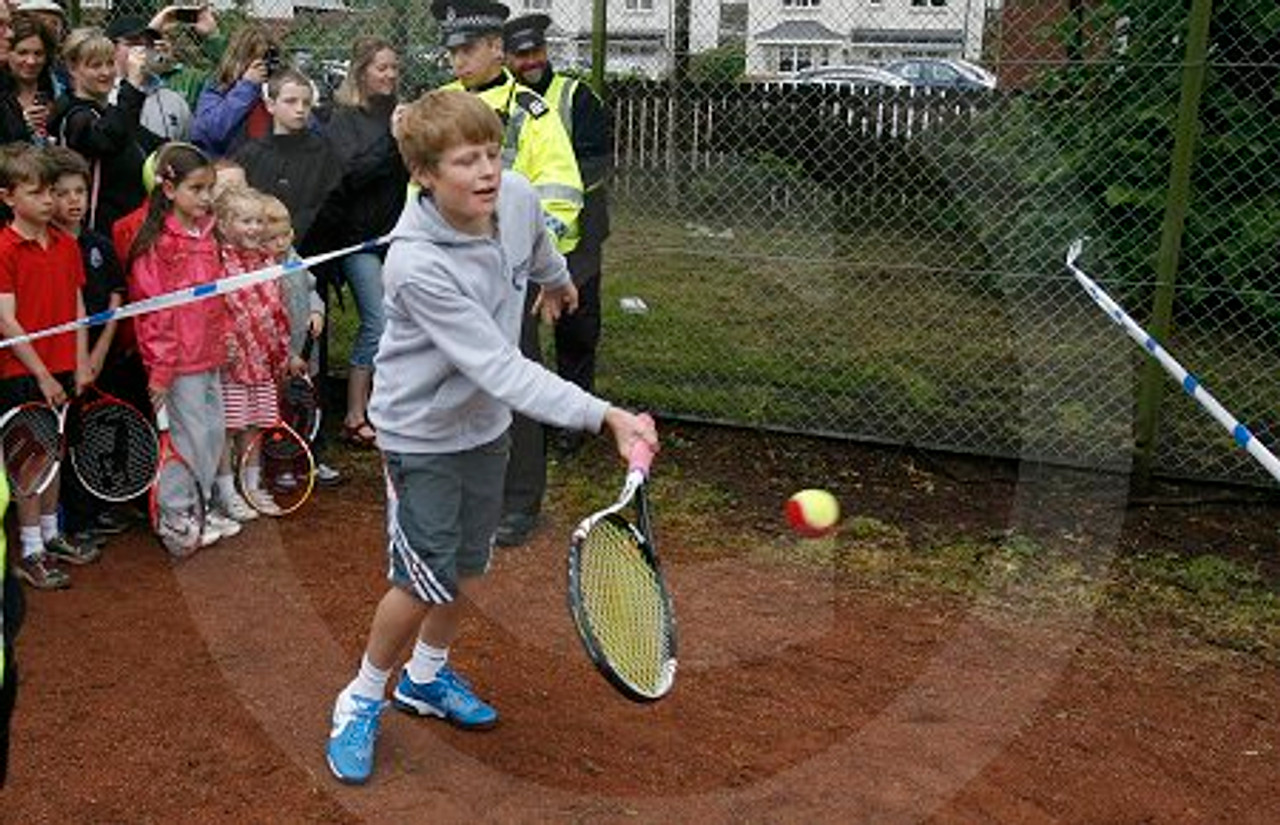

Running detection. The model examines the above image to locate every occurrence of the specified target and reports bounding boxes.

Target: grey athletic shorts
[383,434,510,604]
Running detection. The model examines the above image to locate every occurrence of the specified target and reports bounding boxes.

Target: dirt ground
[3,422,1277,824]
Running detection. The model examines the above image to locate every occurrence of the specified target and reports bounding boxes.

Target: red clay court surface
[4,424,1277,823]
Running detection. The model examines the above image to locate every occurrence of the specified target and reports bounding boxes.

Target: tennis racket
[279,334,320,443]
[567,414,677,702]
[0,401,66,497]
[66,384,159,503]
[238,419,315,516]
[149,404,205,559]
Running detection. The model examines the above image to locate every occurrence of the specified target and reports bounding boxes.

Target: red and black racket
[279,333,320,444]
[567,414,677,702]
[149,404,205,559]
[66,384,159,503]
[0,401,66,497]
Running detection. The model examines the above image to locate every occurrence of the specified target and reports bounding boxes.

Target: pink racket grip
[628,413,657,476]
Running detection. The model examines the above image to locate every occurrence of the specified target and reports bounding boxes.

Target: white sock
[406,640,448,684]
[39,514,58,542]
[246,465,261,492]
[21,526,43,558]
[215,474,237,502]
[346,654,390,702]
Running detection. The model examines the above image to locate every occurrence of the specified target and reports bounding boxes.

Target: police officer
[505,13,611,461]
[430,0,583,547]
[431,0,581,251]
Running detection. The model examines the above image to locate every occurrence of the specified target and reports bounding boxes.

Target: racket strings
[71,405,159,499]
[1,408,62,493]
[578,517,674,696]
[242,426,314,512]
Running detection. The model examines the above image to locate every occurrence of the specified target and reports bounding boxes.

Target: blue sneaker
[392,664,498,729]
[326,692,385,784]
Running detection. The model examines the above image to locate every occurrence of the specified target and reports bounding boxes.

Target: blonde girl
[213,185,290,518]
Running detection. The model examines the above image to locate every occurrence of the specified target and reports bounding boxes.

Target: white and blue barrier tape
[0,235,391,352]
[1066,238,1280,485]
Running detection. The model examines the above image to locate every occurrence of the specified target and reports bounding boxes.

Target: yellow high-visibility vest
[443,72,583,253]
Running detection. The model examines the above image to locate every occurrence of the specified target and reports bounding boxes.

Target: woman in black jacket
[47,27,151,235]
[0,13,57,146]
[323,37,407,446]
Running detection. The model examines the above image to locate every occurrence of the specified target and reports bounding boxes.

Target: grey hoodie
[369,171,610,454]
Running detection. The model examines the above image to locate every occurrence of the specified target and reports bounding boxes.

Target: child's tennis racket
[149,404,205,559]
[66,384,159,503]
[567,414,677,702]
[279,334,320,444]
[0,401,66,497]
[239,419,315,516]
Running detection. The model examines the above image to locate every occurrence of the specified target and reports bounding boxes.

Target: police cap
[504,14,551,54]
[431,0,510,49]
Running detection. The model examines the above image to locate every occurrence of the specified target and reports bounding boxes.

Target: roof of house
[755,20,845,44]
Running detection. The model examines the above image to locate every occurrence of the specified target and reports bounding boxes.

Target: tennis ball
[785,489,840,537]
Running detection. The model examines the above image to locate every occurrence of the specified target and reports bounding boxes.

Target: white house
[507,0,721,78]
[747,0,990,76]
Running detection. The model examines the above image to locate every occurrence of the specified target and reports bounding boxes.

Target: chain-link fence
[83,1,1280,486]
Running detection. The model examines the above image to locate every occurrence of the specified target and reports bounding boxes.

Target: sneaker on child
[316,463,342,487]
[245,487,283,516]
[326,692,385,785]
[202,511,242,546]
[15,554,70,590]
[391,663,498,729]
[158,514,202,556]
[219,489,258,522]
[45,533,102,566]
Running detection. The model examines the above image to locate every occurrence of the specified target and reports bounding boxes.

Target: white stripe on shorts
[387,497,453,605]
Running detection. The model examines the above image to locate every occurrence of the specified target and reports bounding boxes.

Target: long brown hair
[6,12,56,92]
[213,23,278,90]
[333,36,396,109]
[128,143,213,269]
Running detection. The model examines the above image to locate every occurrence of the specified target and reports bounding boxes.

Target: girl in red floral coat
[213,186,290,518]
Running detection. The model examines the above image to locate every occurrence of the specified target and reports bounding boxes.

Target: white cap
[15,0,66,16]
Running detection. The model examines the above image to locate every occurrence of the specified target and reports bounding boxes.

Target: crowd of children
[0,4,369,589]
[0,132,335,586]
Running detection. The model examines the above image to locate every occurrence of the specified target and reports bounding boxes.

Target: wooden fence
[608,81,1000,174]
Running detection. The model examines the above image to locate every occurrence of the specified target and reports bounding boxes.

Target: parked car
[883,58,997,90]
[790,64,910,89]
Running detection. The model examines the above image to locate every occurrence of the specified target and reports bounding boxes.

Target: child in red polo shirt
[0,144,98,591]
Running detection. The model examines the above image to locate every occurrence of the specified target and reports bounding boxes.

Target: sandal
[342,420,377,448]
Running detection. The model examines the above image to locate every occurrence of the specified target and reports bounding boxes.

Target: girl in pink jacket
[128,143,242,550]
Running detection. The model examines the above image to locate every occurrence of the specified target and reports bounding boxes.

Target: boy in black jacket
[232,68,343,251]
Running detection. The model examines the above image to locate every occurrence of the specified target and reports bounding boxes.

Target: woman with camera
[0,12,57,146]
[190,23,283,157]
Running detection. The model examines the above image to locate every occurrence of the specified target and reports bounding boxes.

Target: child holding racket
[128,142,242,550]
[325,90,658,785]
[262,194,340,486]
[0,144,97,589]
[47,146,131,547]
[213,186,291,518]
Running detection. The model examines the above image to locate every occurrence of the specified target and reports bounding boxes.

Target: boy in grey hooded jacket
[325,89,658,786]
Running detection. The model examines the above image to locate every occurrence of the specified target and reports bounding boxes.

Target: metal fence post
[1134,0,1215,489]
[590,0,606,96]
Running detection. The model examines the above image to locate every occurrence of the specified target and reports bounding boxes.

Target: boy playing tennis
[325,90,658,785]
